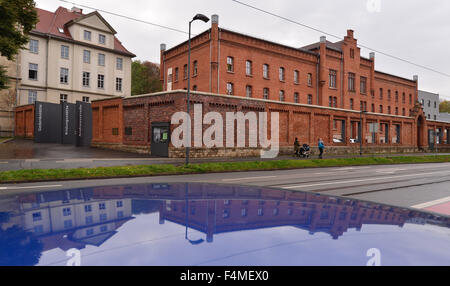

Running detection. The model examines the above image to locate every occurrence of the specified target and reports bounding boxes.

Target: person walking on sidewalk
[318,138,325,159]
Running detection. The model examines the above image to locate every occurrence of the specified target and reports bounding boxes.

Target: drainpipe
[340,53,344,108]
[316,54,320,105]
[45,36,50,101]
[217,29,221,94]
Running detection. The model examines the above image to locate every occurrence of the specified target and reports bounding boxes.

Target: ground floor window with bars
[116,77,122,92]
[60,94,68,103]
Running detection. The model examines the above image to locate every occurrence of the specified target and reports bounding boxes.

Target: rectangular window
[395,91,399,102]
[307,73,313,86]
[279,67,285,81]
[61,45,69,59]
[116,77,122,92]
[98,74,104,88]
[183,64,188,79]
[380,88,383,100]
[263,64,269,79]
[379,105,383,113]
[60,94,68,103]
[99,34,106,44]
[174,67,179,82]
[29,39,39,54]
[82,96,90,103]
[82,72,90,87]
[28,91,37,104]
[279,90,285,102]
[246,60,252,76]
[64,220,73,229]
[329,70,337,88]
[117,201,123,208]
[263,88,269,100]
[308,94,312,105]
[63,207,72,216]
[116,58,123,70]
[294,92,299,103]
[246,85,252,98]
[85,216,93,224]
[117,211,124,218]
[227,56,234,72]
[360,77,367,94]
[402,93,406,103]
[60,68,69,84]
[29,63,38,80]
[350,99,354,110]
[99,203,106,210]
[85,205,92,212]
[193,60,198,76]
[84,30,91,41]
[83,50,91,64]
[226,82,233,95]
[98,53,105,66]
[294,70,299,84]
[388,90,391,100]
[100,213,107,221]
[348,73,355,92]
[32,212,42,222]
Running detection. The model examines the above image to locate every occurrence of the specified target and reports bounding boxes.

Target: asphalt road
[1,162,449,216]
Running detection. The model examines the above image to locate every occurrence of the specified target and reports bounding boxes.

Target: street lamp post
[186,14,210,165]
[360,110,367,156]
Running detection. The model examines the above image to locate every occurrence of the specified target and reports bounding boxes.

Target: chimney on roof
[320,36,326,43]
[71,6,83,14]
[413,75,418,82]
[369,52,375,59]
[160,43,166,51]
[212,14,219,25]
[347,29,354,38]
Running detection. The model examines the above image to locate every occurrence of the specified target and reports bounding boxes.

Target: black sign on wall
[34,101,62,143]
[75,101,92,147]
[61,102,76,145]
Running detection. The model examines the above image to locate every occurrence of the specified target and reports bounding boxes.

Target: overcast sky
[36,0,450,100]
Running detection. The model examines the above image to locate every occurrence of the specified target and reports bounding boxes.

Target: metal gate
[151,122,170,157]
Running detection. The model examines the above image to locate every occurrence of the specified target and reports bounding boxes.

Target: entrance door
[151,122,170,157]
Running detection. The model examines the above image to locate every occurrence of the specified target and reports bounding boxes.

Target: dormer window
[84,30,91,41]
[58,28,64,34]
[99,34,106,44]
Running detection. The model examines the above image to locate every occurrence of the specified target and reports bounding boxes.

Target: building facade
[160,15,418,118]
[0,6,135,136]
[418,90,440,121]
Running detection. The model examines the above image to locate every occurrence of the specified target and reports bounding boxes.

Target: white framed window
[84,30,91,41]
[294,92,299,103]
[227,57,234,72]
[98,53,105,66]
[61,45,69,59]
[307,94,313,104]
[263,64,269,79]
[116,77,122,92]
[246,85,252,98]
[29,39,39,54]
[99,34,106,44]
[63,207,72,216]
[98,74,104,89]
[193,60,198,76]
[60,94,68,103]
[279,90,285,102]
[83,50,91,64]
[82,72,90,87]
[263,88,269,100]
[329,69,337,88]
[83,96,90,103]
[226,82,233,95]
[279,67,285,81]
[28,63,38,80]
[307,73,313,86]
[246,60,252,76]
[64,220,73,229]
[116,58,123,70]
[60,68,69,84]
[28,90,37,104]
[294,70,299,84]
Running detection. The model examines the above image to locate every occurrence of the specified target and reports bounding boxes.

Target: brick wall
[91,91,450,157]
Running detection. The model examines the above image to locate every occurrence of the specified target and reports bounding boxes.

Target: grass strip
[1,155,450,184]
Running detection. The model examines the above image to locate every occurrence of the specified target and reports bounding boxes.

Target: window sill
[329,87,338,90]
[227,71,235,74]
[246,74,253,78]
[263,77,270,80]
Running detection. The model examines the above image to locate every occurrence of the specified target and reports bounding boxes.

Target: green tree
[440,100,450,113]
[0,0,38,90]
[131,60,162,95]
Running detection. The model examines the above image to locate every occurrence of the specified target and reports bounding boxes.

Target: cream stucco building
[0,6,135,136]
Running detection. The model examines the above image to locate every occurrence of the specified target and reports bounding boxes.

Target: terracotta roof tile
[33,7,135,57]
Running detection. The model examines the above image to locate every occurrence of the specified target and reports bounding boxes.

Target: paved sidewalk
[1,139,449,171]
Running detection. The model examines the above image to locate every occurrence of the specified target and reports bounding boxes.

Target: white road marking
[375,168,407,174]
[222,176,277,182]
[281,170,450,189]
[411,196,450,209]
[0,184,63,190]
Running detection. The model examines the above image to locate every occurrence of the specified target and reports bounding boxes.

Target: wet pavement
[0,139,142,160]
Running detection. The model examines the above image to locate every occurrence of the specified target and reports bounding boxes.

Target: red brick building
[160,15,417,118]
